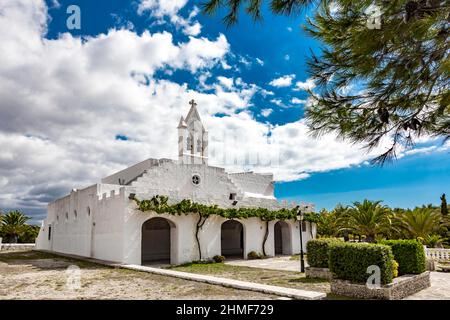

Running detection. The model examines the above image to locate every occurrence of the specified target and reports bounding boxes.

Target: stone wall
[1,243,36,251]
[330,272,431,300]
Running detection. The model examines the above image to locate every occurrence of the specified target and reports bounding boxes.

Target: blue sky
[0,0,448,223]
[45,0,317,125]
[276,151,450,210]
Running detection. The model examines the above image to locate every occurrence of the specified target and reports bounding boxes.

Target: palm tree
[332,204,351,241]
[339,200,393,243]
[1,210,30,243]
[316,209,339,238]
[19,224,40,243]
[397,207,443,240]
[421,234,446,248]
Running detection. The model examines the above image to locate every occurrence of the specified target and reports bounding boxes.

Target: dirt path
[0,251,276,300]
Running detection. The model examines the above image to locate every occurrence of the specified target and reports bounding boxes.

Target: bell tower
[178,99,208,165]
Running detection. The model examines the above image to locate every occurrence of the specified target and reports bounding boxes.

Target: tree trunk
[343,231,349,242]
[195,215,208,261]
[262,220,269,256]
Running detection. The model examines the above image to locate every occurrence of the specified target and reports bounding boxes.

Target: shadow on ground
[0,250,101,270]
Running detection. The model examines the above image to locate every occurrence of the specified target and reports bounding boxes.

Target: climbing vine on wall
[132,195,319,260]
[131,195,319,222]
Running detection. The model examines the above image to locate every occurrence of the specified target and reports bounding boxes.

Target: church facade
[36,101,316,265]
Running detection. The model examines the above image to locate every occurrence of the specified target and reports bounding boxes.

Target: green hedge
[379,239,426,275]
[306,238,342,268]
[329,243,394,285]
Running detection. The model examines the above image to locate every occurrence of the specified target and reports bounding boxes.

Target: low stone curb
[330,271,431,300]
[1,243,35,251]
[35,250,326,300]
[121,264,326,300]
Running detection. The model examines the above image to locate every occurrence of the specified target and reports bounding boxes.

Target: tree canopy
[203,0,450,164]
[0,210,39,243]
[314,199,450,247]
[441,193,449,215]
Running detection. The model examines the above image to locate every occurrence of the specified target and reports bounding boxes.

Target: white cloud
[174,34,230,72]
[269,74,295,87]
[217,76,234,90]
[329,1,341,16]
[138,0,188,17]
[287,27,293,32]
[255,58,264,66]
[111,14,135,30]
[182,21,202,36]
[239,55,251,67]
[260,89,274,97]
[271,99,284,107]
[138,0,202,37]
[261,109,273,117]
[295,78,316,91]
[291,98,307,104]
[284,54,290,61]
[221,60,232,70]
[403,146,437,156]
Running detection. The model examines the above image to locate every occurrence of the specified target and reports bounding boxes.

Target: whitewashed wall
[37,187,316,265]
[36,162,316,265]
[36,185,128,262]
[36,184,98,256]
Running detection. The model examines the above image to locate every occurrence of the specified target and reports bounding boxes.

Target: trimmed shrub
[329,243,394,285]
[306,238,342,268]
[213,255,225,263]
[379,239,426,275]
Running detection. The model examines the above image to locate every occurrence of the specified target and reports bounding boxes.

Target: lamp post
[297,209,305,273]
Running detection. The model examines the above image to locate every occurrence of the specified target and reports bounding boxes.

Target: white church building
[36,101,316,265]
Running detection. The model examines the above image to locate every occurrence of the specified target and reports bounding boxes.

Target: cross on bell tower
[177,99,208,165]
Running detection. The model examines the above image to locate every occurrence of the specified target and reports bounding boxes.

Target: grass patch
[326,293,355,300]
[0,251,57,261]
[0,250,103,270]
[169,262,230,272]
[287,277,328,284]
[289,254,308,261]
[170,261,331,294]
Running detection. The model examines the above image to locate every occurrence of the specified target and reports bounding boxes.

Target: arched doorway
[141,217,173,264]
[221,220,244,258]
[274,221,292,255]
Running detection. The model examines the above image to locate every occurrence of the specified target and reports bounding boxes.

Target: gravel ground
[0,251,277,300]
[404,271,450,300]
